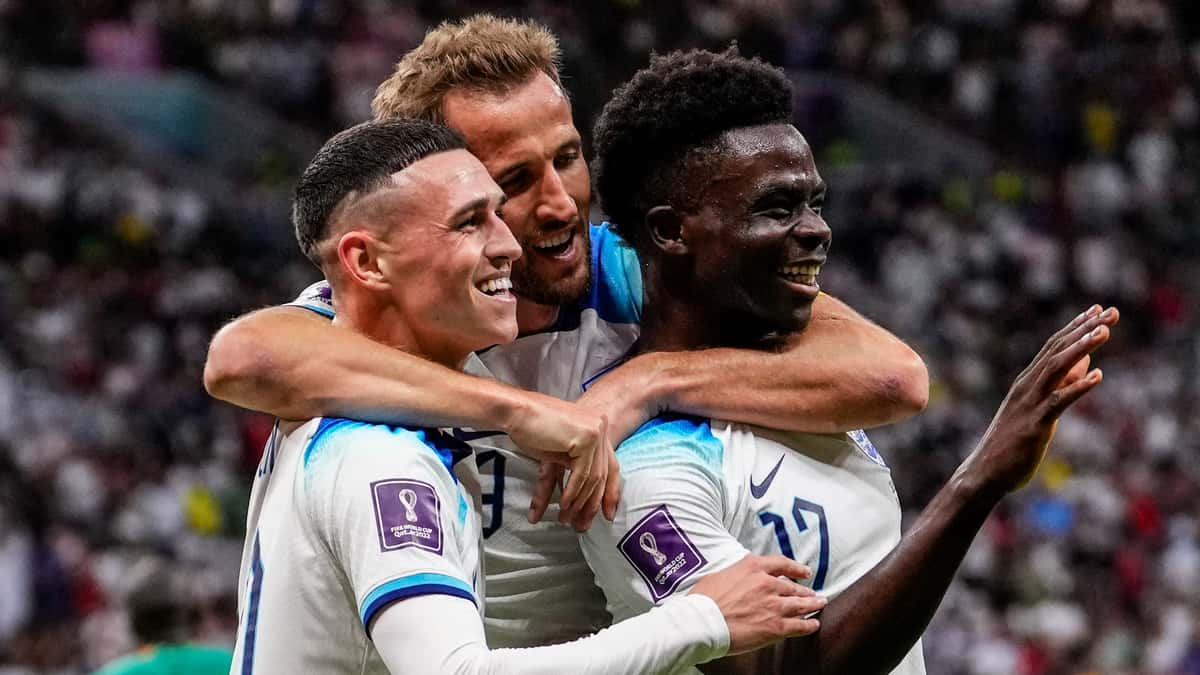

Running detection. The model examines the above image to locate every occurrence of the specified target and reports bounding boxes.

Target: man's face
[679,124,831,335]
[442,72,591,308]
[368,149,521,362]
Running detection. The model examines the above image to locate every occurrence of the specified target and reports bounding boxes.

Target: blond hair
[372,14,563,122]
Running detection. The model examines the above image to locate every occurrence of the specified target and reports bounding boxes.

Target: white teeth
[476,277,512,295]
[777,263,821,285]
[533,230,572,249]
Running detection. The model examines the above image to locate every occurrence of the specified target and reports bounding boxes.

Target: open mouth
[777,262,821,287]
[529,229,575,257]
[475,276,514,298]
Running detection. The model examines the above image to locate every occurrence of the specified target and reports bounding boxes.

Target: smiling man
[205,15,929,649]
[579,47,1119,675]
[231,117,829,675]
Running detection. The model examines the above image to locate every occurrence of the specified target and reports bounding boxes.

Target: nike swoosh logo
[750,454,785,499]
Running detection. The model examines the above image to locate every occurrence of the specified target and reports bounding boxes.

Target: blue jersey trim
[359,573,476,634]
[303,419,473,480]
[289,301,334,319]
[581,222,642,324]
[615,414,725,475]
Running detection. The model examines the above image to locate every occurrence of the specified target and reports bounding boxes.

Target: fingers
[558,453,591,513]
[601,452,621,521]
[1046,368,1103,416]
[569,443,606,530]
[1033,305,1100,363]
[781,593,828,618]
[779,616,822,637]
[527,462,561,524]
[757,555,813,581]
[1043,324,1110,386]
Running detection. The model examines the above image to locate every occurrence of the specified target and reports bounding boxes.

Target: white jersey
[579,415,927,675]
[230,417,482,674]
[286,222,641,648]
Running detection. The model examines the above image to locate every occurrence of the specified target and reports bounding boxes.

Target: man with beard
[204,15,929,648]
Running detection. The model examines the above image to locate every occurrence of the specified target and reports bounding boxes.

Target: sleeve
[303,422,474,634]
[372,589,729,675]
[286,280,335,319]
[588,222,643,324]
[579,418,750,616]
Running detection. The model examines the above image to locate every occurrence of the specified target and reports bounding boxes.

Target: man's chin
[511,267,591,307]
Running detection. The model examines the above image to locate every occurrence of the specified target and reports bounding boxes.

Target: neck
[515,295,560,335]
[637,265,772,354]
[334,289,470,370]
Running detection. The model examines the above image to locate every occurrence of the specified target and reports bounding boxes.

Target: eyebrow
[449,193,505,223]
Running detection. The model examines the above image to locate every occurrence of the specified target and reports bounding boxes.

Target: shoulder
[616,413,724,477]
[93,653,152,675]
[302,418,471,483]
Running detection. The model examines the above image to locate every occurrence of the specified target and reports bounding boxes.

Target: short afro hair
[592,47,793,251]
[292,117,466,267]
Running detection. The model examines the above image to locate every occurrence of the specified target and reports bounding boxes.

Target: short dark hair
[592,47,793,251]
[293,118,467,267]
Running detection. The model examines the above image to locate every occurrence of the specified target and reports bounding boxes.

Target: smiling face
[676,123,831,336]
[339,149,521,365]
[441,72,592,309]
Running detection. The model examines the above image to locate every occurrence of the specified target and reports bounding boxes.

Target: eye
[499,169,533,196]
[553,149,580,170]
[756,206,794,220]
[457,212,487,230]
[809,195,825,216]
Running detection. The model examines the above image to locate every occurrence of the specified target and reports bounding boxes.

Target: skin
[624,122,1120,674]
[204,72,929,531]
[326,149,519,366]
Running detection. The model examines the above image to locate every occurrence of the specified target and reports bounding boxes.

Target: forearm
[203,306,530,429]
[645,295,928,433]
[780,472,999,674]
[375,593,729,675]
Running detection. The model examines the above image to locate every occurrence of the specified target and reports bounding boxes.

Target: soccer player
[94,559,232,675]
[205,15,929,648]
[578,47,1119,674]
[230,116,829,674]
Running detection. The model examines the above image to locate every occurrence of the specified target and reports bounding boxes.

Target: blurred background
[1,1,1197,673]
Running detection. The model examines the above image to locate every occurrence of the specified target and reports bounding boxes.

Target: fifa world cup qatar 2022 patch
[619,505,707,601]
[372,479,443,555]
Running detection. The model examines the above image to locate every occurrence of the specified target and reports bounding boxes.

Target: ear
[645,205,689,256]
[336,230,389,291]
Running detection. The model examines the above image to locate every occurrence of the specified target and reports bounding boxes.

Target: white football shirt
[579,415,927,675]
[230,418,482,674]
[285,223,641,647]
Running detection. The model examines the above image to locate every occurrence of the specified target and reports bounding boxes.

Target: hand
[503,392,616,529]
[958,305,1119,496]
[577,354,663,450]
[690,555,827,655]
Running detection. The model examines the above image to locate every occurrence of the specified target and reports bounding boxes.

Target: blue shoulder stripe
[303,418,473,480]
[616,413,724,475]
[359,572,476,635]
[580,222,642,324]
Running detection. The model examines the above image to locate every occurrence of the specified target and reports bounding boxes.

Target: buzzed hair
[292,118,466,267]
[372,14,563,122]
[592,47,793,251]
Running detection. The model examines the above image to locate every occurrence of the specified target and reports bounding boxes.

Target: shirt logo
[619,505,707,602]
[749,454,786,498]
[372,479,443,555]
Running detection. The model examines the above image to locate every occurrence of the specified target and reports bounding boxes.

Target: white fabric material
[372,592,728,675]
[231,418,482,674]
[580,419,927,675]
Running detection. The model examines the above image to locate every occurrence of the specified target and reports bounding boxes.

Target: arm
[206,304,615,522]
[706,305,1118,675]
[579,293,929,442]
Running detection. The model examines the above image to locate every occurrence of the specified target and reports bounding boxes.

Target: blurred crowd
[1,1,1198,673]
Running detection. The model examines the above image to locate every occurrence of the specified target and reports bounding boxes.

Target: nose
[534,166,577,225]
[793,212,832,256]
[487,212,523,263]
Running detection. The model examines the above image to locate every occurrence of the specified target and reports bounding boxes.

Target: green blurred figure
[93,561,232,675]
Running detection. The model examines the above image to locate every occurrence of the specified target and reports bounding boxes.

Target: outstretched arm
[204,305,616,522]
[580,293,929,441]
[705,305,1119,675]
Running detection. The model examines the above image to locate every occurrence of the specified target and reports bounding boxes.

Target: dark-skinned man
[579,47,1119,675]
